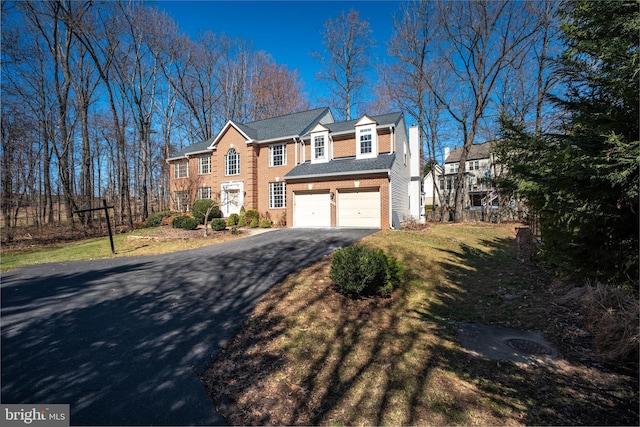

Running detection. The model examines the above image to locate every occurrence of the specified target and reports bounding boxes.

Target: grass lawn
[0,226,243,271]
[202,223,638,426]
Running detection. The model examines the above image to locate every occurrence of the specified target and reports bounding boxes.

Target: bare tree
[313,9,375,120]
[382,1,447,218]
[248,52,309,120]
[425,0,536,221]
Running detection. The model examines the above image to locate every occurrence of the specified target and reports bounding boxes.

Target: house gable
[208,120,254,150]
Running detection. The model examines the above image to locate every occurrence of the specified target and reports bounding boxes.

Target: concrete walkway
[1,228,374,425]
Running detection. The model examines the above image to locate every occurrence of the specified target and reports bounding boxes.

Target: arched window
[225,148,240,175]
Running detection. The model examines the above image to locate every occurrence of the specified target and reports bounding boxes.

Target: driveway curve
[1,228,375,425]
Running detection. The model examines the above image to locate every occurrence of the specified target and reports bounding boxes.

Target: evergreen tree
[497,0,639,288]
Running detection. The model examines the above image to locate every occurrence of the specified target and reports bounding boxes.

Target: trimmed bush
[211,218,227,231]
[145,210,178,228]
[260,219,271,228]
[191,199,221,224]
[245,209,260,224]
[330,245,403,298]
[171,215,198,230]
[227,213,240,226]
[249,217,259,228]
[237,216,247,227]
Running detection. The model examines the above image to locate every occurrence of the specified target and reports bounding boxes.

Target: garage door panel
[294,191,331,227]
[338,189,381,228]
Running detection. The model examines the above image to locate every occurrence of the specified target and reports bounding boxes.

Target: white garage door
[293,191,331,227]
[338,189,381,228]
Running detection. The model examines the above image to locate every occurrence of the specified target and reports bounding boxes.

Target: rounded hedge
[330,245,403,298]
[211,218,227,231]
[171,215,198,230]
[191,199,221,224]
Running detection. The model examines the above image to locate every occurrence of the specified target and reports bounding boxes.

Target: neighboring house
[167,107,421,229]
[439,141,499,210]
[422,163,444,209]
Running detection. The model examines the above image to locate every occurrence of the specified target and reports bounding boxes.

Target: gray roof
[169,107,331,159]
[321,112,403,134]
[169,140,212,159]
[284,153,396,180]
[445,141,493,163]
[242,107,330,140]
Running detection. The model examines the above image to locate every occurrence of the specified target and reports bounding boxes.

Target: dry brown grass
[202,224,639,426]
[560,282,640,364]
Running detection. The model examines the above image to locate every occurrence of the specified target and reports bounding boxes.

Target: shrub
[240,206,246,216]
[180,216,198,230]
[227,213,240,226]
[231,226,241,235]
[171,215,198,230]
[134,221,147,230]
[191,199,221,224]
[330,245,403,298]
[249,217,259,228]
[260,219,271,228]
[145,210,178,228]
[211,218,227,231]
[245,209,260,224]
[237,215,247,227]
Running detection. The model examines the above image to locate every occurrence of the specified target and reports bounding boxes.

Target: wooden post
[103,199,115,254]
[74,200,116,255]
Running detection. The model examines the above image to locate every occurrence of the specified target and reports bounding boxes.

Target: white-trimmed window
[225,148,240,175]
[174,191,190,211]
[313,135,325,161]
[360,128,372,154]
[198,155,211,174]
[174,160,188,179]
[356,126,377,159]
[198,187,211,200]
[269,182,286,208]
[269,144,286,167]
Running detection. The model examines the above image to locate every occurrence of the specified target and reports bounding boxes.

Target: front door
[221,181,244,217]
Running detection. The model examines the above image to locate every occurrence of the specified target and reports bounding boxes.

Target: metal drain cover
[506,338,552,355]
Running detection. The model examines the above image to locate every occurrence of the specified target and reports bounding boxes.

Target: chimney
[409,125,420,177]
[444,146,450,162]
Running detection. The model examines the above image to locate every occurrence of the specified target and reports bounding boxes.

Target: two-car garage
[293,188,381,228]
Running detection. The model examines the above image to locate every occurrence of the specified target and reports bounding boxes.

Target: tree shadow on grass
[418,232,639,426]
[205,228,638,426]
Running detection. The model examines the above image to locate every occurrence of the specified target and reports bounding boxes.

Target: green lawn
[1,226,240,271]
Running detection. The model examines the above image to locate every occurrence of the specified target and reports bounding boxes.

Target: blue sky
[153,0,403,105]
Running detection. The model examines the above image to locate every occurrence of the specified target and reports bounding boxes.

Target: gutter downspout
[390,125,395,153]
[293,137,298,165]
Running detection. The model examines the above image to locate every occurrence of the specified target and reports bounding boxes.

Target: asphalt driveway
[1,228,375,425]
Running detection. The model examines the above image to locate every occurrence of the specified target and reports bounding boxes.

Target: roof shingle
[284,153,396,179]
[445,141,493,163]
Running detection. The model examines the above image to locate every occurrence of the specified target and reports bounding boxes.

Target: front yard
[202,223,638,426]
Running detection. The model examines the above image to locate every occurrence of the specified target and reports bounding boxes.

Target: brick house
[167,107,421,228]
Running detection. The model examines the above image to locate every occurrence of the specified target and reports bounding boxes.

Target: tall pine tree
[497,0,639,288]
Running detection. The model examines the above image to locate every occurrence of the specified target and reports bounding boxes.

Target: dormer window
[314,135,325,160]
[355,115,378,159]
[360,128,373,154]
[309,123,330,164]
